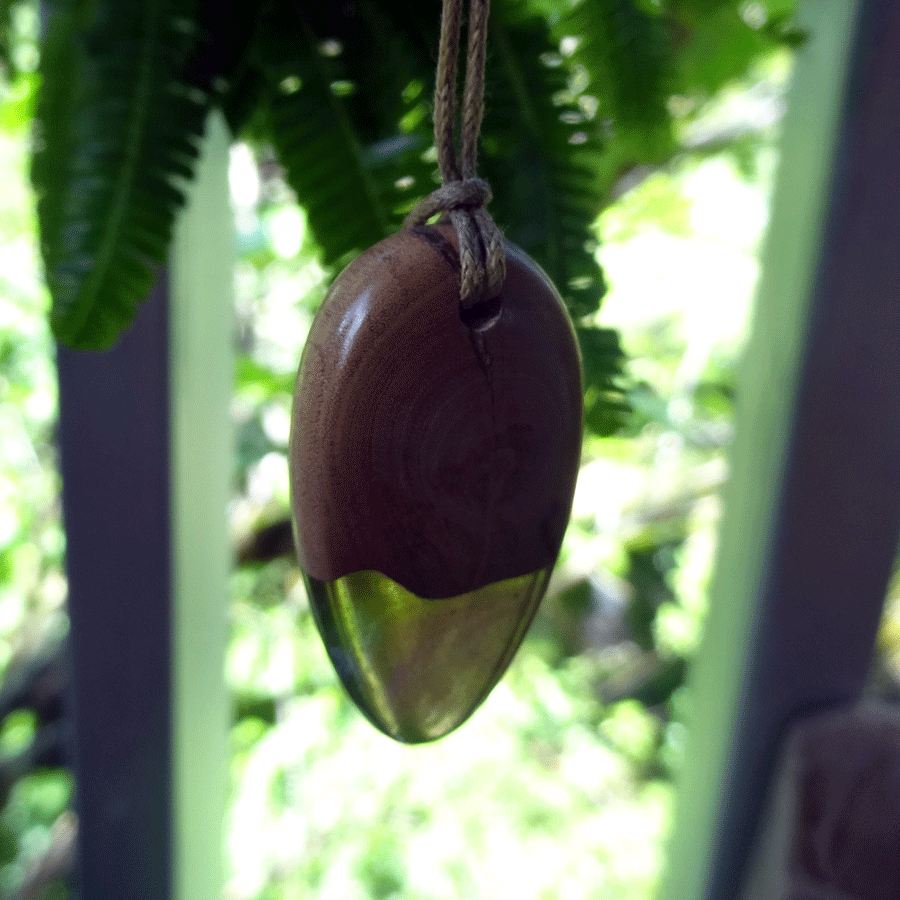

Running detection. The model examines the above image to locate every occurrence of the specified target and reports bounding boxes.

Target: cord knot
[403,0,506,310]
[405,180,505,307]
[404,178,492,226]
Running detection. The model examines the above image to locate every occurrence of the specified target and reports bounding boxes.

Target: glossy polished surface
[306,567,550,742]
[290,224,583,600]
[290,225,583,739]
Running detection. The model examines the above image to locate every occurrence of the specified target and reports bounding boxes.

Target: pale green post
[170,110,234,900]
[657,3,865,899]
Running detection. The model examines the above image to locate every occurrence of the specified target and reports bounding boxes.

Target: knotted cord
[404,0,506,308]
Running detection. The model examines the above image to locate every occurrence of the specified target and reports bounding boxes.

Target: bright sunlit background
[11,36,896,900]
[218,52,787,900]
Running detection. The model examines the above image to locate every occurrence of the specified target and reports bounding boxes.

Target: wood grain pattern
[289,223,583,600]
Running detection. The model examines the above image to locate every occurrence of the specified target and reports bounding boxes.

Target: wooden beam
[742,702,900,899]
[658,1,900,897]
[58,261,173,900]
[58,111,233,900]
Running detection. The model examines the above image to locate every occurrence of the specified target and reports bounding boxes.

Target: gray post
[58,112,233,900]
[659,1,900,897]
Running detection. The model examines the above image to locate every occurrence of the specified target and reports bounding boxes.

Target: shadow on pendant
[305,568,551,743]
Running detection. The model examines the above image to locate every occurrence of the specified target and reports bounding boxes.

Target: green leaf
[259,28,391,266]
[482,7,608,321]
[32,0,214,348]
[258,2,436,266]
[562,0,674,157]
[577,325,629,435]
[296,1,439,146]
[671,4,771,97]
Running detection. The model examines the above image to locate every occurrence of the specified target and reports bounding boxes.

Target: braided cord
[404,0,506,307]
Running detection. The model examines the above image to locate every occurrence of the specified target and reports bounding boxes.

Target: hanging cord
[404,0,506,308]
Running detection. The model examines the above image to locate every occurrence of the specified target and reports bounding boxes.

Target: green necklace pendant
[289,224,582,742]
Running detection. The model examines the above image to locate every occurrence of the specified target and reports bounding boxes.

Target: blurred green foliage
[219,47,792,899]
[0,94,70,896]
[5,2,877,899]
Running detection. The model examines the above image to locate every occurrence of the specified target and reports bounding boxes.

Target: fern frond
[258,2,437,266]
[481,5,628,431]
[561,0,673,158]
[33,0,214,348]
[484,8,608,321]
[577,326,630,435]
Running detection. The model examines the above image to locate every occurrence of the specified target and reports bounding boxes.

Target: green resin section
[305,568,551,743]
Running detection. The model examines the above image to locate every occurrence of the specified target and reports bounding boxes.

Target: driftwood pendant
[289,224,583,742]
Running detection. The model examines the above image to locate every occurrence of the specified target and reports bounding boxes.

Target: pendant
[289,223,583,742]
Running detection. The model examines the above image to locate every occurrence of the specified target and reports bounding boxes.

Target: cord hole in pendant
[460,293,502,332]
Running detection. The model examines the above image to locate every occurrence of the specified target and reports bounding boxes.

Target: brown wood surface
[743,703,900,900]
[290,223,583,599]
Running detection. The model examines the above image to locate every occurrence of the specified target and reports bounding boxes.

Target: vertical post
[658,1,900,898]
[58,112,233,899]
[58,273,174,900]
[169,110,233,900]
